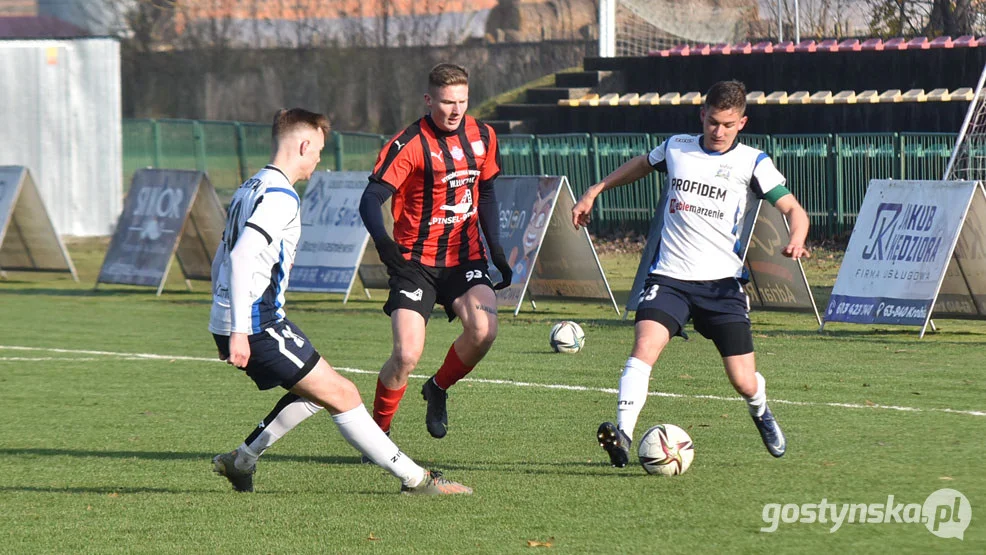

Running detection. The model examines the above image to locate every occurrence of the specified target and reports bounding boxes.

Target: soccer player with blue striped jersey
[209,108,471,495]
[572,81,810,466]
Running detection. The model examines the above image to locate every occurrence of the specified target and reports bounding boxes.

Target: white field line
[3,344,984,418]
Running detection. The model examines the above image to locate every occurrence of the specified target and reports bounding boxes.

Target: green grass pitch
[0,240,983,553]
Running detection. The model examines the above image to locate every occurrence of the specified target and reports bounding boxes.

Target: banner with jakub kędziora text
[822,179,983,336]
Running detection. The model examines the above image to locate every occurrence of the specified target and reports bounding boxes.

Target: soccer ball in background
[549,321,585,353]
[637,424,694,476]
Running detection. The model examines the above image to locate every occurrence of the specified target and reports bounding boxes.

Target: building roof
[0,15,88,38]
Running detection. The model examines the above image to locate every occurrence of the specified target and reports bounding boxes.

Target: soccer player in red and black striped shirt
[358,63,511,441]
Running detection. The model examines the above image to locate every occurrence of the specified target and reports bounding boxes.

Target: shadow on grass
[0,448,625,478]
[0,447,357,466]
[0,287,207,298]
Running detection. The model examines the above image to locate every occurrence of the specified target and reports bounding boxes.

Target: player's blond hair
[428,63,469,89]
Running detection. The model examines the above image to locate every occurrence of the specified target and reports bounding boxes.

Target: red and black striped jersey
[370,114,501,268]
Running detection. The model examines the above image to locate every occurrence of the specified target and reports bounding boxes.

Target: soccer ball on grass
[549,321,585,353]
[637,424,694,476]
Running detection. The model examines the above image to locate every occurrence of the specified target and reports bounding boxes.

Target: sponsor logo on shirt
[670,178,727,201]
[668,198,725,220]
[451,146,465,161]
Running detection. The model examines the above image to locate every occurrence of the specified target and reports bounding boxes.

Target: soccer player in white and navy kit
[209,108,471,495]
[572,81,810,466]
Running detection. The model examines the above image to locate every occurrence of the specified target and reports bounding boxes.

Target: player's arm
[227,226,268,368]
[572,154,654,229]
[770,192,810,259]
[227,191,299,368]
[359,180,409,272]
[360,136,418,272]
[476,125,511,289]
[478,178,511,290]
[755,153,810,260]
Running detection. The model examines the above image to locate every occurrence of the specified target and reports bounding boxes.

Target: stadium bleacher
[491,36,986,136]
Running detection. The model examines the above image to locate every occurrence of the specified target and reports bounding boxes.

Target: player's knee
[390,346,423,373]
[336,378,362,406]
[464,319,497,350]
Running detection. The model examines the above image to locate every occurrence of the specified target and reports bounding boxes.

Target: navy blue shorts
[384,260,493,322]
[213,318,320,391]
[635,274,750,339]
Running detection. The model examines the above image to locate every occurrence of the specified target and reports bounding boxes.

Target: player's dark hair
[704,81,747,113]
[271,108,330,144]
[428,63,469,89]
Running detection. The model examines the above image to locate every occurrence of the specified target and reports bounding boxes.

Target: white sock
[333,404,426,488]
[235,397,323,471]
[616,357,652,440]
[744,372,767,417]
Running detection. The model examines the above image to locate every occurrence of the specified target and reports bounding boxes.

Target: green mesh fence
[239,123,272,178]
[334,131,385,171]
[834,133,898,235]
[742,134,772,154]
[593,133,658,230]
[122,119,157,193]
[155,119,201,172]
[198,121,243,202]
[498,134,540,175]
[900,132,957,180]
[772,134,834,239]
[120,120,962,240]
[536,134,595,230]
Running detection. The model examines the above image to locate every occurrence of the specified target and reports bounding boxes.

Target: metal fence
[122,118,961,239]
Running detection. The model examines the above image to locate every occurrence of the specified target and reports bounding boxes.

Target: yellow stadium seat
[618,93,641,106]
[788,91,811,104]
[657,92,680,105]
[765,91,789,104]
[833,90,857,104]
[857,90,880,103]
[639,92,662,105]
[746,91,766,104]
[680,92,703,105]
[950,87,974,101]
[576,93,600,106]
[879,89,903,102]
[902,89,927,102]
[926,88,949,101]
[809,90,834,104]
[595,93,621,106]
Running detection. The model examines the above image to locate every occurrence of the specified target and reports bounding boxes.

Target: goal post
[598,0,753,57]
[944,61,986,182]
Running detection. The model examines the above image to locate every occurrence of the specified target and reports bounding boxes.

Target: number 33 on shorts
[640,284,660,302]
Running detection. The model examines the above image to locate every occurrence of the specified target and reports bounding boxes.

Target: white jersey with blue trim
[648,134,786,281]
[209,165,301,335]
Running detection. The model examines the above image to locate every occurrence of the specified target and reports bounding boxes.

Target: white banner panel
[0,38,121,236]
[823,180,977,327]
[289,171,370,296]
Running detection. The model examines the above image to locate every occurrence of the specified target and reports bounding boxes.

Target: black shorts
[213,318,320,391]
[635,274,751,339]
[384,260,494,322]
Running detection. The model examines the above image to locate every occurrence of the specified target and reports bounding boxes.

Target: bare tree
[759,0,869,39]
[864,0,986,37]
